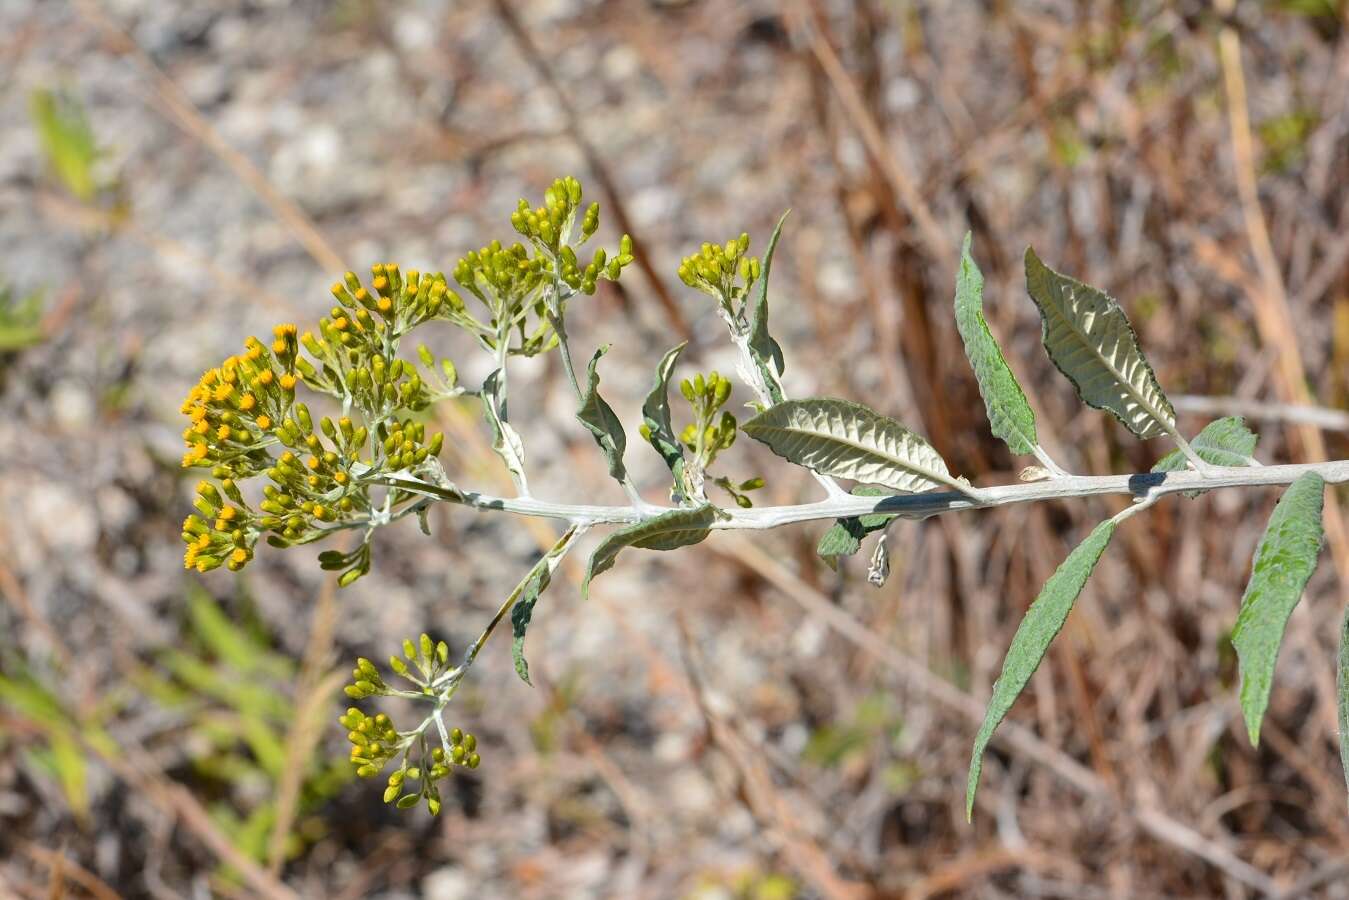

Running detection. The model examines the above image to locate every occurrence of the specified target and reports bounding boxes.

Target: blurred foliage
[132,585,351,870]
[1257,109,1319,175]
[0,279,44,355]
[0,667,117,823]
[0,584,348,875]
[31,87,103,203]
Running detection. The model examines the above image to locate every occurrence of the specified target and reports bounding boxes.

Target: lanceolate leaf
[817,486,896,570]
[576,345,628,484]
[954,232,1038,457]
[746,211,789,405]
[966,518,1116,820]
[1338,604,1349,809]
[1024,248,1176,440]
[583,505,719,599]
[510,564,551,686]
[1231,472,1325,746]
[1338,607,1349,810]
[482,369,528,494]
[641,342,688,489]
[743,398,970,495]
[1152,416,1258,472]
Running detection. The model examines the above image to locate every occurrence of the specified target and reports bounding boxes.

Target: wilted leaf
[954,233,1038,456]
[743,398,970,495]
[583,505,718,598]
[1025,248,1175,440]
[1232,472,1325,746]
[576,345,628,484]
[511,565,552,686]
[482,369,528,494]
[967,518,1116,819]
[641,342,688,487]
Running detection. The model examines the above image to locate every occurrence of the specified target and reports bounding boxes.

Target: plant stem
[380,457,1349,532]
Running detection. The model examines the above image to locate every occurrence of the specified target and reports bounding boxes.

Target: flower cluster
[339,634,481,815]
[180,275,450,576]
[677,232,762,314]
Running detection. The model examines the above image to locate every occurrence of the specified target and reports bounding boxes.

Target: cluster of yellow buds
[510,177,635,296]
[180,298,449,577]
[677,232,761,313]
[339,704,480,816]
[182,479,255,572]
[679,371,739,460]
[179,325,301,477]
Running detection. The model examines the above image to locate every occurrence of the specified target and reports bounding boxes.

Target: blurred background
[3,0,1349,897]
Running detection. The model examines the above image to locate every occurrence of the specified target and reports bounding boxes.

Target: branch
[378,458,1349,531]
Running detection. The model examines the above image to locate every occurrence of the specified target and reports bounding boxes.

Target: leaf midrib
[1038,279,1172,435]
[748,416,963,493]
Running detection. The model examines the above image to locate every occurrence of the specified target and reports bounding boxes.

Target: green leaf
[743,398,970,495]
[575,344,628,484]
[30,88,101,203]
[953,233,1038,457]
[641,342,688,489]
[746,211,789,404]
[1024,248,1176,440]
[817,486,895,570]
[1337,606,1349,811]
[1231,472,1325,746]
[1152,416,1258,472]
[511,564,553,686]
[583,505,718,599]
[481,369,528,493]
[967,518,1116,820]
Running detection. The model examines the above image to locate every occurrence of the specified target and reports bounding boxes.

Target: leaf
[966,518,1116,820]
[1024,248,1176,440]
[953,233,1038,456]
[481,369,528,494]
[641,342,688,488]
[511,564,552,686]
[746,211,789,404]
[817,486,895,570]
[1152,416,1258,472]
[743,398,970,495]
[576,345,628,484]
[583,505,718,599]
[1231,472,1325,746]
[30,88,101,202]
[1338,606,1349,811]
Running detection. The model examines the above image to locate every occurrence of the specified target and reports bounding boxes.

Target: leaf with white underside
[817,486,895,570]
[743,398,971,495]
[1152,416,1258,472]
[1231,472,1325,746]
[641,342,688,489]
[954,233,1038,457]
[482,369,527,494]
[966,518,1116,820]
[576,345,628,484]
[1024,248,1176,441]
[583,505,718,599]
[746,211,789,405]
